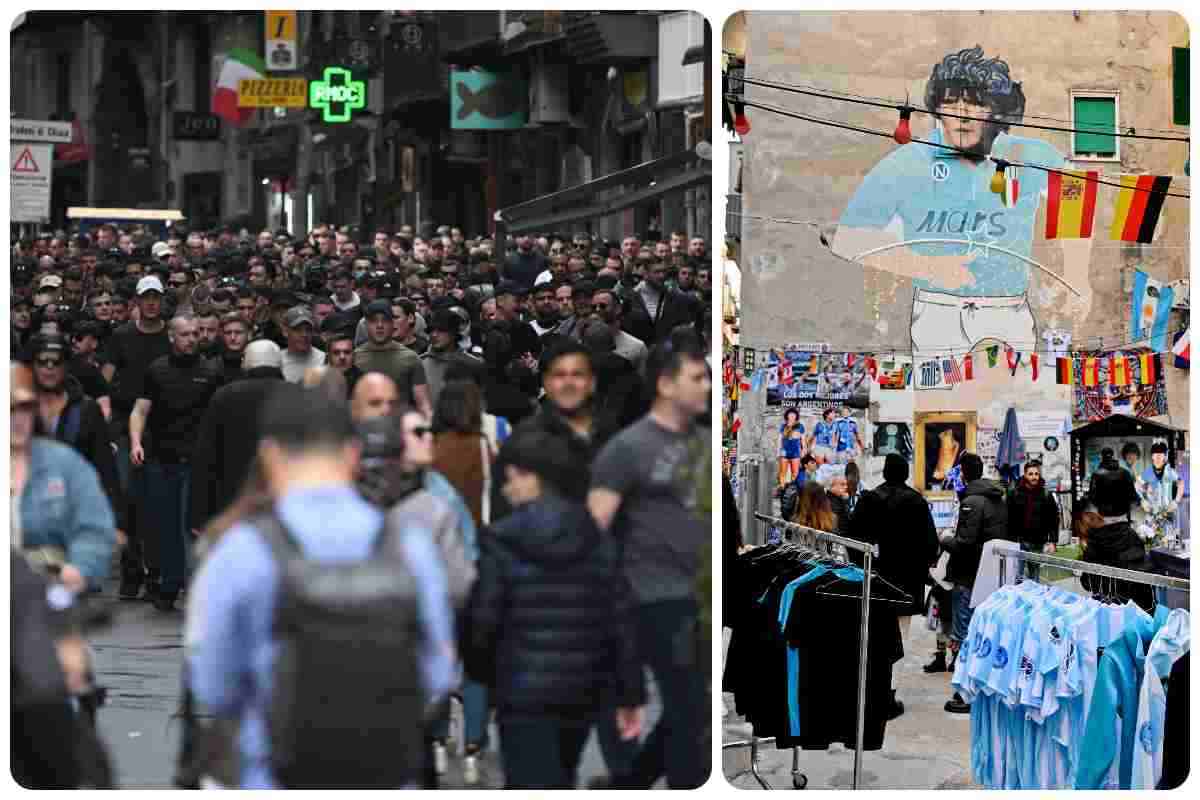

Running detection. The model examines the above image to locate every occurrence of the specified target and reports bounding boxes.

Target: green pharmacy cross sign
[310,67,366,123]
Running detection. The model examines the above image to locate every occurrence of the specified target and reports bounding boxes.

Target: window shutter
[1073,97,1117,156]
[1174,47,1189,126]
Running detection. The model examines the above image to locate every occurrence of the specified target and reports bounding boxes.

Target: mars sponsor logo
[915,209,1008,237]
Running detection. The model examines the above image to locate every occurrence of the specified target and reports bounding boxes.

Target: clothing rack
[724,514,883,790]
[996,548,1191,593]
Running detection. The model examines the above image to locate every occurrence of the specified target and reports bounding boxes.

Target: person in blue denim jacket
[12,361,116,593]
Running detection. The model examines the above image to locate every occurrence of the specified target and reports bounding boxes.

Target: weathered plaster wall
[735,11,1189,467]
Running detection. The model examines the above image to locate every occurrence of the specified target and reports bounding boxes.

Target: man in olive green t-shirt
[353,300,431,416]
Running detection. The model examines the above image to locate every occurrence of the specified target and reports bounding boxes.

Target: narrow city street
[91,580,664,789]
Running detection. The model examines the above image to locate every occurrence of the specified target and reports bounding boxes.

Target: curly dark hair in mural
[924,45,1026,156]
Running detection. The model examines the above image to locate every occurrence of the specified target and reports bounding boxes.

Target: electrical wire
[738,75,1191,139]
[729,96,1192,199]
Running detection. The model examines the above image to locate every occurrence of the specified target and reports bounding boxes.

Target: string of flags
[1042,171,1173,243]
[726,333,1188,394]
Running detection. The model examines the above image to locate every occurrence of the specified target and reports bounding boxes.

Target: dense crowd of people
[11,220,713,789]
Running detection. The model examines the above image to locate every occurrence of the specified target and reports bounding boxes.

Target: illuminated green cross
[309,67,366,123]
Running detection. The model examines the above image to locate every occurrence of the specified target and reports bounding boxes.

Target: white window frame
[1069,89,1121,163]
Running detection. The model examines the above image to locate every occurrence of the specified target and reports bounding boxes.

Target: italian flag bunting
[212,48,266,127]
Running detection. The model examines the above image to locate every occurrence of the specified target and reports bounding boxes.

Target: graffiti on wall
[830,45,1093,357]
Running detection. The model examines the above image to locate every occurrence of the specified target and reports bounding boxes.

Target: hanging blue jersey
[836,128,1067,297]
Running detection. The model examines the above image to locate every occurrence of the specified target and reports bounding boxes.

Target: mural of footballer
[833,45,1094,359]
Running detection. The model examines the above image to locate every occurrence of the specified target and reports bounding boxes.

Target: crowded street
[11,10,713,789]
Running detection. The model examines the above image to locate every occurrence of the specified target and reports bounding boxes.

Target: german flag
[1110,175,1172,243]
[1139,352,1159,385]
[1109,356,1131,386]
[1082,357,1100,387]
[1046,170,1099,239]
[1056,357,1073,385]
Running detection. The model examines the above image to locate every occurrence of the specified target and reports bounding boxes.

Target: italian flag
[211,48,265,127]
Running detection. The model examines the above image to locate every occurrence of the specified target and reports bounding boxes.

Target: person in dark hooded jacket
[848,452,938,719]
[188,340,286,534]
[940,452,1008,714]
[463,428,645,789]
[1079,470,1155,611]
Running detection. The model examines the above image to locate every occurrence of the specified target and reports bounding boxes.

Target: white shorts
[910,289,1038,360]
[811,445,836,462]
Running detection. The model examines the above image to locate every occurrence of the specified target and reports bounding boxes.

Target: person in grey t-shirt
[587,329,711,789]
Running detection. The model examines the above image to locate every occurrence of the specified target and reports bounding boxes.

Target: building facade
[732,11,1189,495]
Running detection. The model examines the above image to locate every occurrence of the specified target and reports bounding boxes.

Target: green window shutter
[1073,97,1117,156]
[1174,47,1189,126]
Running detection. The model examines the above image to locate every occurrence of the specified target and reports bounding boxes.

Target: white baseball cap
[151,241,175,259]
[136,275,165,295]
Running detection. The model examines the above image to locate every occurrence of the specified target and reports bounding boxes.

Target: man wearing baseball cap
[420,307,483,411]
[280,305,326,383]
[102,274,173,601]
[353,299,432,417]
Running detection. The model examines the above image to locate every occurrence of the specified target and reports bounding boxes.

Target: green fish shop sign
[310,67,366,123]
[450,69,527,130]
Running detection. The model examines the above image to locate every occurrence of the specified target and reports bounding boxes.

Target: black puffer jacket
[945,479,1009,588]
[462,493,645,718]
[1080,520,1154,610]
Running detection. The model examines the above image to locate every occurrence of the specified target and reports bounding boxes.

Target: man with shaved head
[129,312,221,612]
[351,371,401,422]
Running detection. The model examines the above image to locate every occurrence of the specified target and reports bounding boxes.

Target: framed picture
[914,412,977,493]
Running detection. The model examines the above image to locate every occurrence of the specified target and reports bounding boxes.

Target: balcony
[563,12,657,65]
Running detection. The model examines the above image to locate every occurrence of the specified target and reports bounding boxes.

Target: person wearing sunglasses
[26,333,125,557]
[589,286,647,375]
[11,358,117,596]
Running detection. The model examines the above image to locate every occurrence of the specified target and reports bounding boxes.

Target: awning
[496,150,710,235]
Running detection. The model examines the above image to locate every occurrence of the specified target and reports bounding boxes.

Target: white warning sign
[11,143,53,222]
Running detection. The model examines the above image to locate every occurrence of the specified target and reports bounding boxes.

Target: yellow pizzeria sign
[238,78,308,108]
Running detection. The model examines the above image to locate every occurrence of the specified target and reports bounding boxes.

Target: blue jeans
[950,584,974,645]
[621,597,707,789]
[428,678,489,749]
[143,461,191,595]
[499,717,590,788]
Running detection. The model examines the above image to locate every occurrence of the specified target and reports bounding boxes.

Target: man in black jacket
[1080,469,1155,611]
[621,260,700,346]
[940,452,1008,713]
[1007,458,1059,554]
[29,333,126,546]
[848,453,938,719]
[189,340,286,533]
[463,429,644,789]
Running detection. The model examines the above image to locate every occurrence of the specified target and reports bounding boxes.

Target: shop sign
[238,78,308,108]
[172,111,221,140]
[450,69,527,130]
[309,67,367,123]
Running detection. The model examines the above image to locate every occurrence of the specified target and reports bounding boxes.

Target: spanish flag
[1109,356,1131,386]
[1082,357,1100,387]
[1110,175,1172,243]
[1139,352,1157,384]
[1045,170,1099,239]
[1056,357,1073,385]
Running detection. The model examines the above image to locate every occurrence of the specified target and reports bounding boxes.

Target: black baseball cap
[364,299,394,320]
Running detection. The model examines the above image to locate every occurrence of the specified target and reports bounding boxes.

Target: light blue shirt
[834,417,859,453]
[187,484,456,789]
[838,129,1066,297]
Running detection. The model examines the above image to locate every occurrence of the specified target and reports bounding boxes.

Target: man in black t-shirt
[129,313,221,612]
[101,276,172,600]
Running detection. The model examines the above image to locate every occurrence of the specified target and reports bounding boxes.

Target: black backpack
[253,512,427,788]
